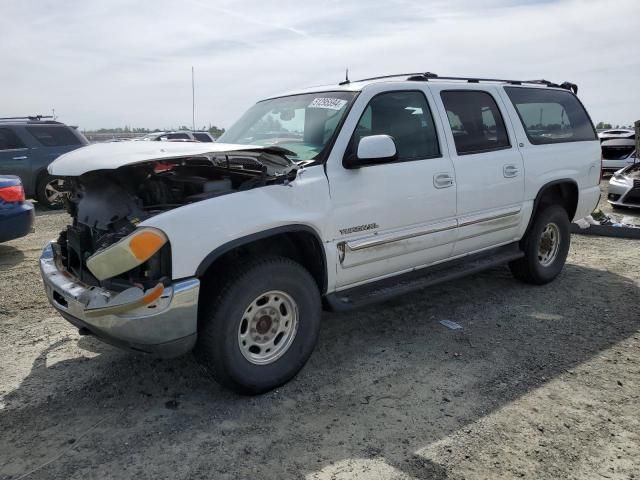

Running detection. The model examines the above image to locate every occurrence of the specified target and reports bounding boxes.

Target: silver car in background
[608,162,640,209]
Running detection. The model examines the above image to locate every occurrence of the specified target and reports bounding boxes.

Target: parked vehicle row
[40,72,601,394]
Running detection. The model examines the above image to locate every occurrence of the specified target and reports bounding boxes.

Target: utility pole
[635,120,639,163]
[52,108,56,120]
[192,66,195,132]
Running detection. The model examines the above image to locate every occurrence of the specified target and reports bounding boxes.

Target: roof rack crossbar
[0,115,55,121]
[340,72,578,93]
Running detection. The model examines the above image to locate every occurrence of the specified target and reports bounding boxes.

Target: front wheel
[195,256,321,394]
[509,205,570,285]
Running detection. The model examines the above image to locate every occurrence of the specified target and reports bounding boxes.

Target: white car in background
[607,161,640,209]
[137,131,216,142]
[599,129,637,173]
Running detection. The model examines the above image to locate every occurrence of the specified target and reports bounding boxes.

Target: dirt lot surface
[1,199,639,479]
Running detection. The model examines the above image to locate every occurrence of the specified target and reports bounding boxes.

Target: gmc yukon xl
[40,72,601,394]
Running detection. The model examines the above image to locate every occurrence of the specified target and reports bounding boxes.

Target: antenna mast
[191,66,195,131]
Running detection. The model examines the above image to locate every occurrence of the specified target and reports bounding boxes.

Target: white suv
[40,73,601,394]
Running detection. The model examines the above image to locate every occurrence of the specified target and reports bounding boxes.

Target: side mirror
[344,135,398,169]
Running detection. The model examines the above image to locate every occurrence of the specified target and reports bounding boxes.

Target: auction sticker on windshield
[308,98,348,110]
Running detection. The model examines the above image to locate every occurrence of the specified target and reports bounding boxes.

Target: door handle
[12,156,28,160]
[433,173,455,189]
[503,164,519,178]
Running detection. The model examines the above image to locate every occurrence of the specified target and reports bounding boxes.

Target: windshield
[218,91,356,161]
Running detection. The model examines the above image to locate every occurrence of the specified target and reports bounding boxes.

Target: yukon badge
[339,223,379,235]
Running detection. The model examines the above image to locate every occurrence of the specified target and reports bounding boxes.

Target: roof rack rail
[340,72,578,94]
[0,115,55,121]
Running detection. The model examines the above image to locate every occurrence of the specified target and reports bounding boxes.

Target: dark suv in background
[0,116,88,208]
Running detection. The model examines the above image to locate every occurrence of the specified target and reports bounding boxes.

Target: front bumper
[608,179,640,209]
[40,242,200,357]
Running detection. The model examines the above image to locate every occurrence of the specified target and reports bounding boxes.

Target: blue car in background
[0,175,34,243]
[0,116,88,208]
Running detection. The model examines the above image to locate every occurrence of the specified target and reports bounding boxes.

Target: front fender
[140,166,332,280]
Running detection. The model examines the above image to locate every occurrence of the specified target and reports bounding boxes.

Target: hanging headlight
[86,227,168,281]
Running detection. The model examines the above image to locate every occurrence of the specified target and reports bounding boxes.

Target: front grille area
[623,190,640,206]
[58,225,100,286]
[634,179,640,189]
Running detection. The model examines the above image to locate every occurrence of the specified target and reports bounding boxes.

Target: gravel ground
[1,195,639,480]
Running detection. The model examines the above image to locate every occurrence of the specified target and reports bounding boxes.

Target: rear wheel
[509,205,570,285]
[195,256,321,394]
[36,174,66,209]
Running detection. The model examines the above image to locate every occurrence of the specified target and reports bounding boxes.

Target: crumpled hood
[48,141,292,176]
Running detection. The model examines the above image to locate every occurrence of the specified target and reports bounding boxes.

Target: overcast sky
[2,0,638,130]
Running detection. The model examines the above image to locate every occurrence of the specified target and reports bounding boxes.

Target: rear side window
[440,91,510,155]
[26,126,81,147]
[165,133,191,140]
[0,128,26,150]
[193,133,213,142]
[504,87,597,144]
[351,90,440,162]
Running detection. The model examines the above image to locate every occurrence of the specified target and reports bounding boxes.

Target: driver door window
[349,90,440,163]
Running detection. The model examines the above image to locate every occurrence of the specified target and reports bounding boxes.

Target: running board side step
[325,243,524,311]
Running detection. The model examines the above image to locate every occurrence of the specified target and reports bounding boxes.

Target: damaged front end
[40,143,298,355]
[56,148,296,291]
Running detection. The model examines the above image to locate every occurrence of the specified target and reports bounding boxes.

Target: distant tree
[208,125,225,138]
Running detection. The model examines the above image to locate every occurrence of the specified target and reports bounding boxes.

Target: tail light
[0,185,25,203]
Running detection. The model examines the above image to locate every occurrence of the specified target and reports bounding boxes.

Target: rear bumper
[40,242,200,357]
[0,202,34,242]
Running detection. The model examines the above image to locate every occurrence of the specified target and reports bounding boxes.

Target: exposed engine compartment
[55,151,297,290]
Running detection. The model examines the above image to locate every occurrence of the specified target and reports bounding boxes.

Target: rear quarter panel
[496,88,601,223]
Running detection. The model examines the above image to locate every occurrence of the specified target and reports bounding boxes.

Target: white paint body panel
[141,165,334,282]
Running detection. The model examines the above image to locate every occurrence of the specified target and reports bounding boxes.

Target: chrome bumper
[40,241,200,357]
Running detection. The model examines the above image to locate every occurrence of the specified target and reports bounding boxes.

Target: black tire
[36,174,65,209]
[509,205,570,285]
[195,256,321,395]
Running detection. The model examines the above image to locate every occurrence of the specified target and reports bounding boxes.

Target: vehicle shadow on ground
[0,245,25,269]
[33,204,64,217]
[1,264,638,480]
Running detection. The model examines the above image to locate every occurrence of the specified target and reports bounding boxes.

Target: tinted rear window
[193,133,213,142]
[602,145,635,160]
[505,87,597,144]
[165,133,190,140]
[26,126,82,147]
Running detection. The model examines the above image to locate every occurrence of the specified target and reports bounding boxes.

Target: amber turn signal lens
[129,230,167,261]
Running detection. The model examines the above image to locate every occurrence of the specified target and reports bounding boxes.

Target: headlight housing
[86,227,168,281]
